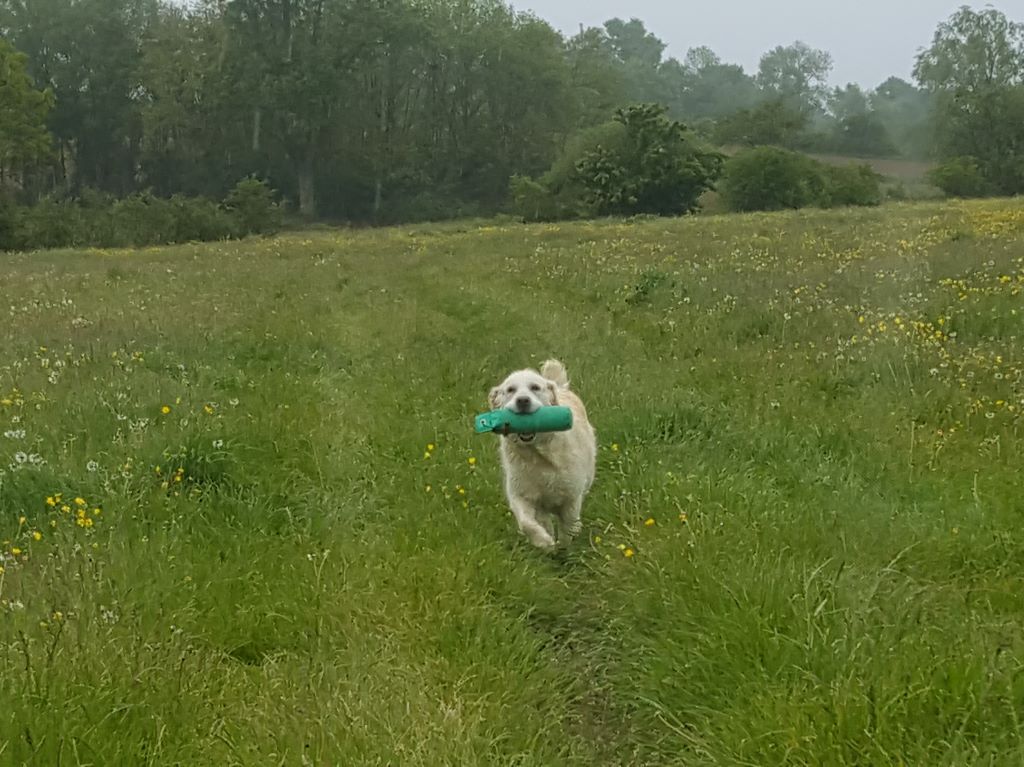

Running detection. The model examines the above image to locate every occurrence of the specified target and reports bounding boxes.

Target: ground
[1,199,1023,765]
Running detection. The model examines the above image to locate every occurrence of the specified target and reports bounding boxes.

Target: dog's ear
[547,381,559,405]
[488,386,503,409]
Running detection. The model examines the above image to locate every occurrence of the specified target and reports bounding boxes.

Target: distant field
[810,152,935,183]
[2,200,1024,764]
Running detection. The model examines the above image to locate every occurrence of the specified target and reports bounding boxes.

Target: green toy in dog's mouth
[473,406,573,436]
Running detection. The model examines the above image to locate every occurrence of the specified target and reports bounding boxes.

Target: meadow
[2,199,1024,765]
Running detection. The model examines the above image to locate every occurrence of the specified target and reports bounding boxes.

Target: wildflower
[679,512,688,523]
[86,460,99,473]
[594,536,603,544]
[32,531,41,541]
[74,497,86,507]
[644,518,655,527]
[467,457,477,467]
[624,548,635,558]
[18,516,26,526]
[611,443,620,452]
[425,485,432,493]
[161,405,171,415]
[617,543,626,551]
[203,404,215,415]
[11,547,22,556]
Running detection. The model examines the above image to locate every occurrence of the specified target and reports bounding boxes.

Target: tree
[0,38,53,181]
[915,6,1024,194]
[573,104,722,216]
[825,84,895,156]
[757,42,833,117]
[676,46,761,120]
[713,98,808,148]
[870,77,934,159]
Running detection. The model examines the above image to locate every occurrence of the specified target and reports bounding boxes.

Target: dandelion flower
[32,531,41,541]
[644,518,655,527]
[161,405,171,415]
[624,548,635,558]
[74,497,86,507]
[467,457,477,467]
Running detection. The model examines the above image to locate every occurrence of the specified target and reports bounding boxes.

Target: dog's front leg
[557,498,583,541]
[508,496,556,550]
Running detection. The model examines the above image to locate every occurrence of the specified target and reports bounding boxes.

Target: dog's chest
[502,446,581,508]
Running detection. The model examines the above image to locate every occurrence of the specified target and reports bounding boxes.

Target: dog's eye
[507,386,516,394]
[529,384,541,392]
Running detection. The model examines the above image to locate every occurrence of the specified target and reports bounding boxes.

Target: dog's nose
[515,396,532,412]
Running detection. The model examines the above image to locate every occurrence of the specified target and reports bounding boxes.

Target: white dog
[488,360,596,550]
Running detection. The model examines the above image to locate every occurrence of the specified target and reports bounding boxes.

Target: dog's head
[489,368,559,415]
[488,368,560,445]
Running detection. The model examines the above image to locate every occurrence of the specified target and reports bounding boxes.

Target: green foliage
[721,147,827,211]
[756,41,834,117]
[721,148,882,212]
[224,178,282,237]
[573,104,723,216]
[915,7,1024,195]
[713,98,809,148]
[0,38,53,170]
[0,181,281,251]
[927,157,991,198]
[823,163,884,207]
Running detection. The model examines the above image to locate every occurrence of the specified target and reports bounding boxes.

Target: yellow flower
[624,548,635,558]
[467,457,477,466]
[425,485,432,493]
[203,404,214,415]
[161,405,171,415]
[644,518,655,527]
[74,497,86,507]
[427,443,435,452]
[45,496,56,507]
[32,531,42,542]
[617,543,626,551]
[679,512,688,523]
[423,451,431,460]
[11,547,22,556]
[18,516,26,526]
[594,536,603,544]
[611,443,620,452]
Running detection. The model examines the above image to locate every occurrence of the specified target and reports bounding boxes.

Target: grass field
[2,199,1024,765]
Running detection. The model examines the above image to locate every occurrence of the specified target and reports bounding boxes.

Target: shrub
[511,105,722,221]
[721,147,827,212]
[823,163,883,207]
[224,177,282,236]
[927,157,990,198]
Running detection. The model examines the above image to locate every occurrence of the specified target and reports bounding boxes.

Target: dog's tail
[541,359,569,387]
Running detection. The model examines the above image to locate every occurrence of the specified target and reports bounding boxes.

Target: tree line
[1,0,1022,232]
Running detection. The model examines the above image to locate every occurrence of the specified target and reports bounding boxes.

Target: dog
[488,359,596,550]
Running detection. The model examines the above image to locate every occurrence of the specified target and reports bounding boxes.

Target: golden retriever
[488,360,596,550]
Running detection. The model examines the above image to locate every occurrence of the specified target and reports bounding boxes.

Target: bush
[720,147,827,212]
[823,163,883,207]
[927,157,990,198]
[0,178,279,252]
[224,177,282,236]
[511,105,722,221]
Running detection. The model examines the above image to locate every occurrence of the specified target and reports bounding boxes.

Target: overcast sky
[511,0,1001,88]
